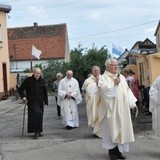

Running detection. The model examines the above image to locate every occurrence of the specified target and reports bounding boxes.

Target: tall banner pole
[31,46,33,70]
[30,59,33,70]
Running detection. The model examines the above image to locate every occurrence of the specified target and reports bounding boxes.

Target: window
[0,24,2,42]
[139,62,144,85]
[158,34,160,47]
[157,34,160,48]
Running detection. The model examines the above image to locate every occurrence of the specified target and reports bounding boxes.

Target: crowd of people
[17,58,160,160]
[122,68,151,115]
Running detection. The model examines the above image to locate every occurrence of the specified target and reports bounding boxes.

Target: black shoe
[93,134,99,138]
[116,152,126,159]
[38,132,43,137]
[33,133,38,139]
[144,111,152,116]
[109,148,118,160]
[109,154,118,160]
[66,125,74,130]
[115,146,126,159]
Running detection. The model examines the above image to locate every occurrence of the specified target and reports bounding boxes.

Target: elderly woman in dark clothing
[53,72,63,119]
[18,68,48,139]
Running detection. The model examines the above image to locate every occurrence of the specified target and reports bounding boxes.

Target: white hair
[56,72,63,78]
[92,65,100,71]
[105,58,118,66]
[66,70,73,75]
[33,67,41,73]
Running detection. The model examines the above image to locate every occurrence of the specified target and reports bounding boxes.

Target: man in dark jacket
[18,68,48,139]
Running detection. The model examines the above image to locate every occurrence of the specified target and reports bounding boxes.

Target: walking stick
[22,103,27,137]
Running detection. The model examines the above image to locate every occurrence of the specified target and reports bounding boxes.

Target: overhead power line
[0,0,22,3]
[0,0,82,9]
[69,20,159,40]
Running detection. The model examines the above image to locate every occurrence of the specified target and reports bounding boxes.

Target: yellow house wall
[125,64,138,75]
[0,11,10,95]
[9,72,33,90]
[9,73,17,90]
[136,55,149,86]
[147,52,160,84]
[156,26,160,52]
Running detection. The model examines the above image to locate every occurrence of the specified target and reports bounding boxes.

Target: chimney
[33,22,38,27]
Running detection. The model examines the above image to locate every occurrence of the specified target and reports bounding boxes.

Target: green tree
[43,44,110,91]
[42,60,65,92]
[84,44,110,74]
[69,44,87,88]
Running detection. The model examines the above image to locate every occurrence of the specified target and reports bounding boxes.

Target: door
[2,63,8,92]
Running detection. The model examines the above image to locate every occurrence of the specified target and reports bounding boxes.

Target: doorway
[2,63,8,93]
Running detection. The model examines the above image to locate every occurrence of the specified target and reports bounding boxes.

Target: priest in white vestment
[58,70,82,129]
[98,58,137,160]
[82,66,102,137]
[149,76,160,137]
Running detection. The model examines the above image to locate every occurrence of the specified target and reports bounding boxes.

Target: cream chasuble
[83,74,105,137]
[149,76,160,137]
[98,71,136,145]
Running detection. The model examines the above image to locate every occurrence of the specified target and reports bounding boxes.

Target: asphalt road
[0,96,160,160]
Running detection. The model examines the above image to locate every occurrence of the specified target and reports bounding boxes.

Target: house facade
[119,38,157,86]
[8,22,70,72]
[135,23,160,86]
[146,21,160,84]
[147,52,160,84]
[0,4,11,99]
[155,20,160,52]
[130,38,157,86]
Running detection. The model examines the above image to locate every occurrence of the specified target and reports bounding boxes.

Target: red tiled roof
[8,23,67,61]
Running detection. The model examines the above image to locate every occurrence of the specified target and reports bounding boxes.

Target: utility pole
[14,44,18,69]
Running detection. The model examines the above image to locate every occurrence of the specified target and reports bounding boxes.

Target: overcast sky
[1,0,160,55]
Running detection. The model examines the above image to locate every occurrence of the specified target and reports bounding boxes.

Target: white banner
[32,45,42,60]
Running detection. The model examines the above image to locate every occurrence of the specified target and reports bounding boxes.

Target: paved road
[0,96,160,160]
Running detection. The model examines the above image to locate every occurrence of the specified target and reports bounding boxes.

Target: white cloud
[145,27,157,34]
[90,11,101,20]
[27,6,47,17]
[6,0,160,51]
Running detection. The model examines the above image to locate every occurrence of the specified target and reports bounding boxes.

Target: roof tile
[8,23,67,60]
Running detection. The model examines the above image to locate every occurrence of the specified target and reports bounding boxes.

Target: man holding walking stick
[18,68,48,139]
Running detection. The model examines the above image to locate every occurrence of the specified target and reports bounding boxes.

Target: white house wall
[10,60,48,72]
